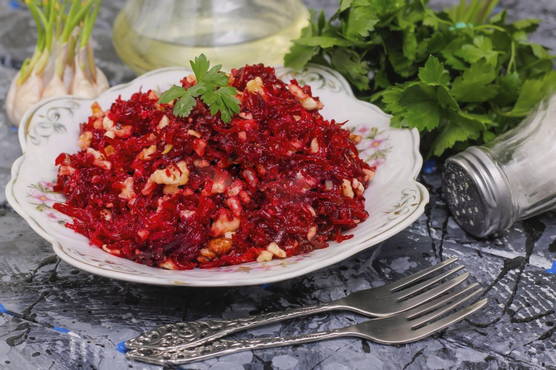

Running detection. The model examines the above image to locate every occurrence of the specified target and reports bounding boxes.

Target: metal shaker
[444,94,556,237]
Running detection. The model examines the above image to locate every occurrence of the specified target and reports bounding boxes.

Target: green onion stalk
[446,0,500,25]
[6,0,108,125]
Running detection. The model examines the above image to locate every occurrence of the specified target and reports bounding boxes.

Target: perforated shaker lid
[443,147,516,238]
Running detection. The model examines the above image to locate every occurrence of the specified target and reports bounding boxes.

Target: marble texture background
[0,0,555,369]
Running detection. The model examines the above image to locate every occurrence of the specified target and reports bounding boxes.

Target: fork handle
[126,329,353,365]
[125,302,347,350]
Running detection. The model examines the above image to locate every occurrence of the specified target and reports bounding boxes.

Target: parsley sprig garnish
[158,54,240,123]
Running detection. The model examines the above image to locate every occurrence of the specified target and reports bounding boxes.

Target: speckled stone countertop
[0,1,555,369]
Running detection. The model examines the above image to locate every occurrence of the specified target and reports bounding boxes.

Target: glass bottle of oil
[112,0,310,74]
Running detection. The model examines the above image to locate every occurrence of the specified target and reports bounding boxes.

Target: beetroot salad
[53,64,376,270]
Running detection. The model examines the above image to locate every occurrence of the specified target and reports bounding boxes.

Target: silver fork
[127,284,487,365]
[126,257,468,350]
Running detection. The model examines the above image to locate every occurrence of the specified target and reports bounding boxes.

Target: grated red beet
[53,65,375,270]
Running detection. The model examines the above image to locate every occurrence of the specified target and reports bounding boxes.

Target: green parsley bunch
[159,54,240,123]
[285,0,556,157]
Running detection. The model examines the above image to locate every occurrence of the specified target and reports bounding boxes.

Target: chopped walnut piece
[102,244,121,256]
[211,213,240,236]
[211,171,231,194]
[310,138,319,153]
[287,84,323,111]
[102,116,114,130]
[200,248,216,260]
[157,115,170,129]
[91,102,103,118]
[79,131,93,149]
[363,169,375,182]
[226,197,242,216]
[288,84,305,99]
[159,258,178,270]
[149,161,189,185]
[267,242,286,258]
[87,148,111,170]
[352,178,365,195]
[208,238,233,256]
[104,145,115,156]
[119,177,136,200]
[162,144,173,154]
[59,165,75,176]
[100,209,112,221]
[194,159,210,168]
[137,145,157,160]
[227,181,243,197]
[239,112,253,119]
[246,77,264,94]
[180,210,195,219]
[257,250,273,262]
[301,97,323,111]
[341,179,354,198]
[187,129,201,138]
[163,184,180,195]
[307,225,317,241]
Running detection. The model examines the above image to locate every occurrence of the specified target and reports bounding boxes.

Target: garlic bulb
[5,0,108,126]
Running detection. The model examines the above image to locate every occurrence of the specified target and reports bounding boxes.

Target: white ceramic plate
[6,65,428,286]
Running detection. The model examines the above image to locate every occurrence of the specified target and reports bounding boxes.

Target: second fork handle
[125,301,349,350]
[127,329,356,365]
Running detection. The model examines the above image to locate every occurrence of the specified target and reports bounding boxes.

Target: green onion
[6,0,108,126]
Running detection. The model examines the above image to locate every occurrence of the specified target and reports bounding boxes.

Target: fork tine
[393,265,464,300]
[388,257,459,291]
[396,272,469,311]
[409,287,483,328]
[407,298,488,342]
[404,283,480,320]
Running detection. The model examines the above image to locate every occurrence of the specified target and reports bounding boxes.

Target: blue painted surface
[116,341,128,354]
[8,0,24,10]
[52,327,71,334]
[0,303,8,314]
[423,159,438,175]
[546,261,556,274]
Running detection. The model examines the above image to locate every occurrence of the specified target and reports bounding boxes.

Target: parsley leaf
[158,54,239,123]
[344,6,379,39]
[418,56,450,87]
[507,72,556,116]
[202,86,241,123]
[329,48,370,91]
[451,60,498,102]
[159,85,188,103]
[398,84,442,132]
[284,10,326,71]
[173,94,196,118]
[190,54,210,81]
[431,113,482,157]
